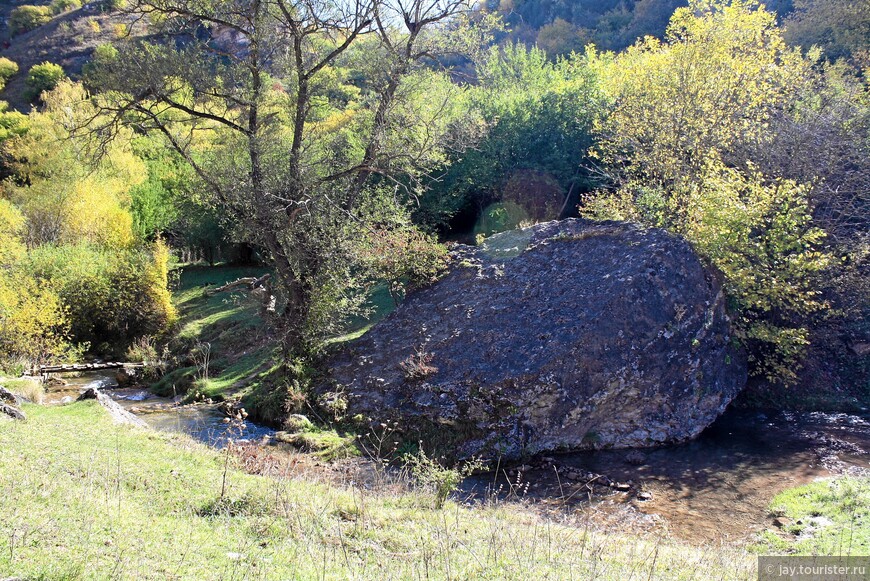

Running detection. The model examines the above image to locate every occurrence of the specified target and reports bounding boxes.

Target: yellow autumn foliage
[585,0,830,383]
[4,81,146,249]
[0,200,71,370]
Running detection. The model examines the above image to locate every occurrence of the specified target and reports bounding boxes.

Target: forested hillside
[486,0,868,63]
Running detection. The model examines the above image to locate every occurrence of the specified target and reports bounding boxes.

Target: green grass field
[0,403,758,580]
[754,477,870,556]
[3,266,867,579]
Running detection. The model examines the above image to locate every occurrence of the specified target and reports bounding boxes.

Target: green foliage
[536,18,591,57]
[50,0,82,15]
[128,136,185,239]
[785,0,870,65]
[0,59,19,92]
[87,0,496,357]
[586,0,832,382]
[0,103,28,156]
[356,195,449,305]
[0,200,72,369]
[6,81,145,248]
[419,44,603,233]
[89,43,119,72]
[25,241,176,356]
[404,448,482,509]
[24,62,67,103]
[683,160,828,382]
[495,0,684,53]
[9,5,53,36]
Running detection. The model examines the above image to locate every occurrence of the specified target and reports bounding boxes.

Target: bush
[0,102,27,143]
[9,5,53,36]
[0,201,72,370]
[25,62,66,103]
[26,240,177,357]
[584,0,832,383]
[405,449,481,509]
[50,0,82,15]
[0,58,19,91]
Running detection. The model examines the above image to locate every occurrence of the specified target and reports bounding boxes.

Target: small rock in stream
[77,387,100,400]
[282,414,314,433]
[625,450,647,465]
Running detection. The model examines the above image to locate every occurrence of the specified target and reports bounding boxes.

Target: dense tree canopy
[0,0,865,392]
[584,0,867,382]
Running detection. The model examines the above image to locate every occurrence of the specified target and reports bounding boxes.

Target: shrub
[405,449,481,509]
[26,240,177,357]
[9,5,53,36]
[0,101,29,143]
[0,58,19,91]
[25,62,66,103]
[50,0,82,15]
[0,200,72,369]
[584,0,832,383]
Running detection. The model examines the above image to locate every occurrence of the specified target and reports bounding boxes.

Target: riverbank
[14,368,870,551]
[0,402,758,579]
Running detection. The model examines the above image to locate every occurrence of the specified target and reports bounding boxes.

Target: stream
[43,370,870,544]
[43,371,274,447]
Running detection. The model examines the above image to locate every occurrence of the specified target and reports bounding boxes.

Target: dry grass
[0,402,763,580]
[1,377,44,403]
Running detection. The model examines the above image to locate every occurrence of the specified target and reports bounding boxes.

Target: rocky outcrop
[320,219,747,460]
[0,386,22,406]
[0,387,25,420]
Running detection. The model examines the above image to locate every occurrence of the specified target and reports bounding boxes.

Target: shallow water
[463,408,870,542]
[44,370,869,543]
[43,371,274,447]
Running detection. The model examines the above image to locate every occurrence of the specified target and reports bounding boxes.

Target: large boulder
[321,219,747,460]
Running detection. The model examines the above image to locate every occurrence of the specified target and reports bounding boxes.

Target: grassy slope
[0,403,757,580]
[755,477,870,556]
[157,266,396,411]
[155,265,277,403]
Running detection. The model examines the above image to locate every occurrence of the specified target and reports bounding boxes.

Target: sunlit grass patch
[754,477,870,556]
[0,403,758,580]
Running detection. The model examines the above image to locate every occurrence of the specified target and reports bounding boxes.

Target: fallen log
[206,273,271,296]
